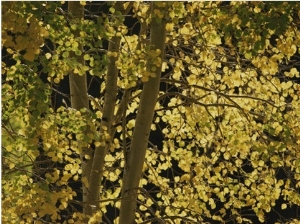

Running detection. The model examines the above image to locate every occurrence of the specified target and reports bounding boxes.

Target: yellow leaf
[224,151,230,160]
[161,62,168,72]
[123,2,130,10]
[57,152,63,159]
[180,174,190,182]
[73,175,78,181]
[47,151,56,158]
[44,142,51,150]
[245,179,251,187]
[281,203,287,210]
[45,53,52,59]
[94,141,101,147]
[109,7,115,14]
[209,198,216,209]
[180,26,190,35]
[165,23,174,32]
[169,58,175,64]
[75,111,81,117]
[6,145,13,152]
[54,77,60,84]
[65,164,73,171]
[9,163,15,169]
[96,111,102,119]
[258,160,264,166]
[141,76,149,82]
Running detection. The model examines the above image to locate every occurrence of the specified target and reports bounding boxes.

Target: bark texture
[119,3,167,223]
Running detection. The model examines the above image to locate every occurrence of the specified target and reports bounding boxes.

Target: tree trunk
[68,2,88,110]
[67,1,91,214]
[85,33,121,216]
[85,2,133,219]
[119,3,167,224]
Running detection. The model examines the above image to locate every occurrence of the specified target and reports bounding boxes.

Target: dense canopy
[2,1,300,223]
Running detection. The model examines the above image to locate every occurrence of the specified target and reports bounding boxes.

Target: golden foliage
[2,1,300,223]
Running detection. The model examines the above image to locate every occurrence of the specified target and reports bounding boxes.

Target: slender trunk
[85,34,120,215]
[68,3,88,110]
[85,2,133,219]
[119,3,167,224]
[67,1,91,213]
